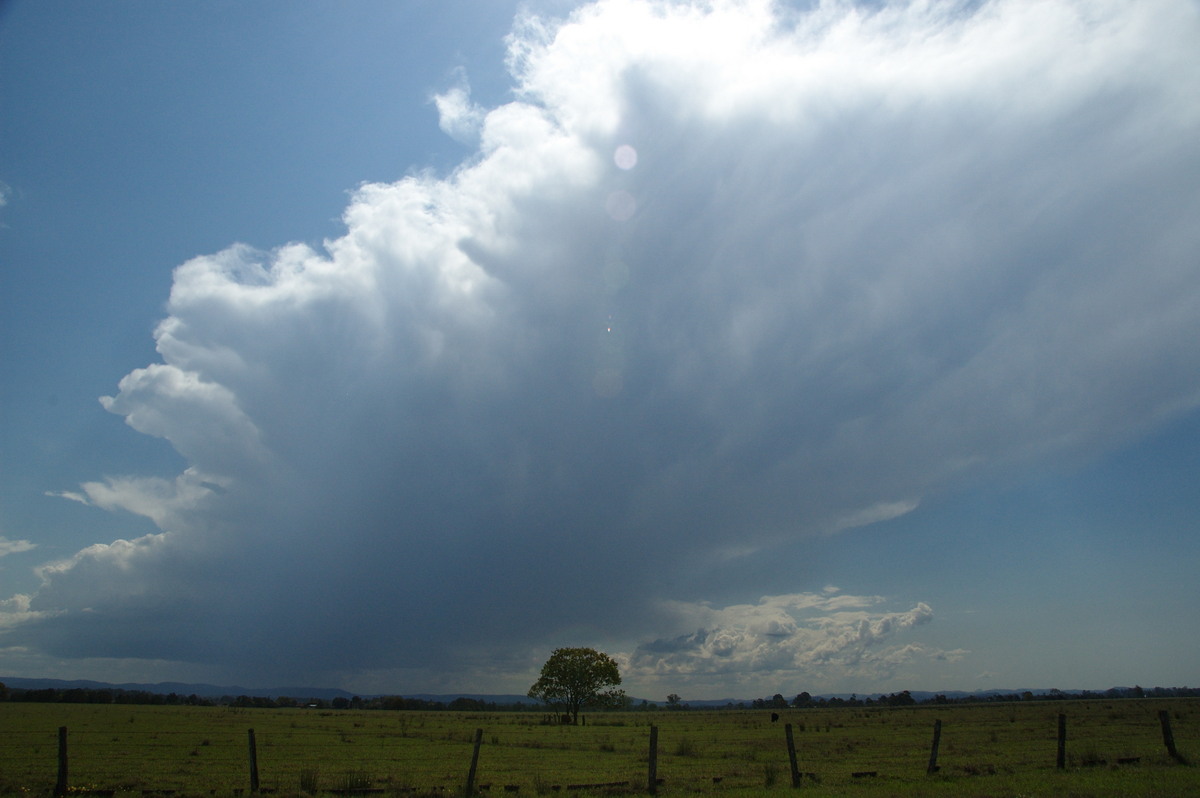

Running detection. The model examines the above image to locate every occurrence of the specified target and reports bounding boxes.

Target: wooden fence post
[465,728,483,796]
[926,719,942,774]
[54,726,68,798]
[784,724,801,787]
[1159,710,1188,764]
[248,728,260,793]
[647,725,658,795]
[1056,714,1066,770]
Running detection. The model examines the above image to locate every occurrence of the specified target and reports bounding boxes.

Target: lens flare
[614,144,638,170]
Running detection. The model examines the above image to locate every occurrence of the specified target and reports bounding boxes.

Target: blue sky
[1,0,1198,700]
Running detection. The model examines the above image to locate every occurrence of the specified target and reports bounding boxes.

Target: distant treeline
[2,681,1196,710]
[733,686,1200,711]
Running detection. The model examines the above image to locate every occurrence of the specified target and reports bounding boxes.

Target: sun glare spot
[614,144,638,170]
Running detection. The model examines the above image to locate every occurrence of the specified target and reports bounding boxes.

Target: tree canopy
[528,647,624,723]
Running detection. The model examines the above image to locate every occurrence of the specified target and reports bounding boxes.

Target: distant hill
[0,676,359,701]
[0,677,540,704]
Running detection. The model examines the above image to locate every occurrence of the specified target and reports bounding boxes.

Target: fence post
[926,719,942,774]
[1159,710,1188,764]
[465,728,484,796]
[647,725,658,795]
[1056,714,1066,770]
[54,726,68,798]
[784,724,801,787]
[248,728,260,793]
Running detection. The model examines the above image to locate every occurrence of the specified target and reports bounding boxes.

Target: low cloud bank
[625,590,948,695]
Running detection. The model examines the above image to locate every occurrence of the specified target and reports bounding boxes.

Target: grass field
[0,699,1196,797]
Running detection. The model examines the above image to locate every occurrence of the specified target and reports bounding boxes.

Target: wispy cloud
[0,537,36,558]
[46,491,91,506]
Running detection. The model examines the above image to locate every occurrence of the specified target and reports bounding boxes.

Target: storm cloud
[7,0,1200,693]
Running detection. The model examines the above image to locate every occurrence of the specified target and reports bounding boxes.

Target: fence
[1,703,1192,796]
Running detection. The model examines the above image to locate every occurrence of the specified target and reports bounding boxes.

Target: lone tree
[528,647,624,724]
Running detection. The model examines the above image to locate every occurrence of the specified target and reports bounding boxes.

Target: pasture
[0,699,1196,797]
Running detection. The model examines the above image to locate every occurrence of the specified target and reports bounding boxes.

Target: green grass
[0,699,1196,796]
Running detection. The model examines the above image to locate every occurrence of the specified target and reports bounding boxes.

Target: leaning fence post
[647,725,659,795]
[926,719,942,774]
[248,728,260,793]
[54,726,68,798]
[784,724,801,787]
[1056,714,1067,770]
[1159,710,1188,764]
[465,728,484,796]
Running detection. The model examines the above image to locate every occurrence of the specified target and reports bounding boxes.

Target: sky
[1,0,1198,701]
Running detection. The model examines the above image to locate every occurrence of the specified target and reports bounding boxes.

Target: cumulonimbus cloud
[8,0,1200,689]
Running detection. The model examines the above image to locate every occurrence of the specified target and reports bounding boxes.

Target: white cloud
[47,490,90,506]
[0,595,44,630]
[435,68,487,146]
[829,499,919,534]
[73,469,225,531]
[625,592,941,693]
[6,0,1200,690]
[100,362,270,480]
[0,537,36,557]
